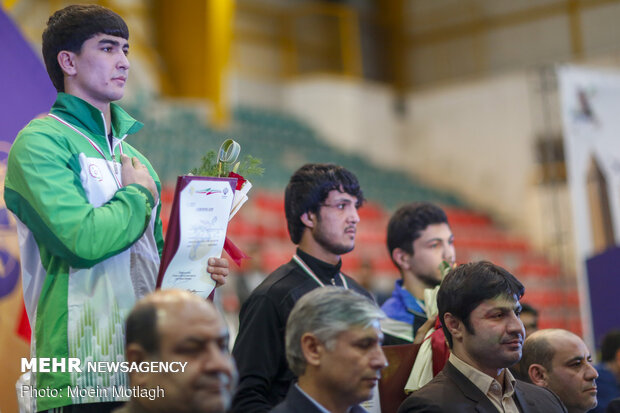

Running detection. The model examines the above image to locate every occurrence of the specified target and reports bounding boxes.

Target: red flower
[228,172,246,191]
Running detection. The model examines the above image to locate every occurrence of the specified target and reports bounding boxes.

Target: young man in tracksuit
[4,5,228,412]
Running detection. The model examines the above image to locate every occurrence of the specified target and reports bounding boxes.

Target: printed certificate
[157,175,236,298]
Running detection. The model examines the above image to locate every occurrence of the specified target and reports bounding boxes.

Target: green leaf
[189,151,221,177]
[237,155,265,178]
[439,261,452,278]
[190,151,264,179]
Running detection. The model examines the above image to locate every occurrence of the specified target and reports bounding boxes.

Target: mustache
[500,334,523,344]
[195,371,236,389]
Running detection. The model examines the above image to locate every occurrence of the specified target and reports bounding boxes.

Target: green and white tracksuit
[4,93,163,411]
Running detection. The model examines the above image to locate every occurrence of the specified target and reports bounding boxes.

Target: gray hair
[285,287,385,377]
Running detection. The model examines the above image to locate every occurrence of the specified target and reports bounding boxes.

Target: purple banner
[586,246,620,347]
[0,7,55,300]
[0,6,55,158]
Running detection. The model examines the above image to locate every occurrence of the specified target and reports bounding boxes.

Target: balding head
[126,289,211,353]
[125,289,237,413]
[521,329,598,413]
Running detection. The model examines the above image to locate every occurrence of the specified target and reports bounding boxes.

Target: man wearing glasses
[231,163,373,413]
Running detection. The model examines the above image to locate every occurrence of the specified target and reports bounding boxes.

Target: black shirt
[230,248,373,413]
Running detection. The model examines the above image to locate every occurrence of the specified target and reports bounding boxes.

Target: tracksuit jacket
[4,93,162,411]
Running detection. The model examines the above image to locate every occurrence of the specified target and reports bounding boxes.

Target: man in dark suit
[272,287,388,413]
[398,261,567,413]
[519,329,598,413]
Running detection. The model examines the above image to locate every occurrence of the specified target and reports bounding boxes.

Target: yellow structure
[154,0,235,126]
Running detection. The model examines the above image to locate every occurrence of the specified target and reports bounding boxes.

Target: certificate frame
[156,175,237,298]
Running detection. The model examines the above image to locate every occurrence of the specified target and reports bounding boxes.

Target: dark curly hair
[285,163,364,244]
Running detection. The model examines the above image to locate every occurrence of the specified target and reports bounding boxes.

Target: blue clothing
[591,364,620,413]
[380,280,427,344]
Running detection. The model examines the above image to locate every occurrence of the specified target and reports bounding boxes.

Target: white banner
[558,65,620,343]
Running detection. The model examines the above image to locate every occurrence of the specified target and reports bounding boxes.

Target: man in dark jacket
[398,261,567,413]
[272,287,387,413]
[231,164,373,413]
[519,329,599,413]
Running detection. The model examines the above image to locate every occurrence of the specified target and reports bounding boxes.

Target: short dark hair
[386,202,449,267]
[601,330,620,362]
[438,261,524,348]
[125,302,159,354]
[42,4,129,92]
[520,302,539,317]
[284,163,364,244]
